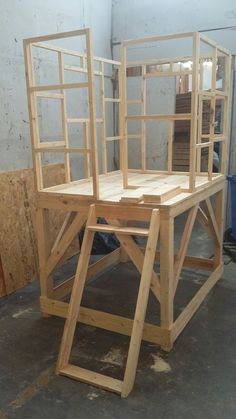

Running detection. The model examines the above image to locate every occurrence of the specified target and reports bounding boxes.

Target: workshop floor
[0,218,236,419]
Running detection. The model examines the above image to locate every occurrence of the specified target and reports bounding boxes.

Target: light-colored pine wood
[121,209,160,397]
[173,204,198,294]
[23,28,230,397]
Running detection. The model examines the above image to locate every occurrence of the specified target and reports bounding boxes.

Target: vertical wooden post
[100,61,107,174]
[121,209,160,397]
[118,66,123,171]
[23,41,43,190]
[85,29,99,198]
[213,189,224,269]
[83,121,90,178]
[189,32,200,192]
[141,65,146,172]
[208,47,217,181]
[221,54,231,174]
[36,208,53,299]
[58,51,71,183]
[160,211,174,350]
[57,205,96,371]
[167,120,174,173]
[121,44,128,188]
[196,97,203,174]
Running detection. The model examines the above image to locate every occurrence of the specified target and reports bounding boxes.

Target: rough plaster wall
[0,0,113,175]
[112,0,236,172]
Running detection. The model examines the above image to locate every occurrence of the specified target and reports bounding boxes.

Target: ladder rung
[87,224,149,237]
[59,364,122,394]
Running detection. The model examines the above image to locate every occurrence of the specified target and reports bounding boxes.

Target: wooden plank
[141,65,146,171]
[189,32,200,191]
[203,198,221,245]
[171,264,223,341]
[160,214,174,334]
[143,185,181,203]
[88,224,149,237]
[127,113,192,121]
[24,28,87,44]
[57,205,96,370]
[40,298,170,346]
[100,61,107,174]
[83,122,91,178]
[123,31,194,46]
[122,209,160,397]
[85,29,99,198]
[0,255,6,297]
[173,205,198,294]
[46,213,87,277]
[60,365,122,394]
[30,82,88,92]
[113,231,160,302]
[120,187,151,203]
[58,51,71,183]
[95,204,152,222]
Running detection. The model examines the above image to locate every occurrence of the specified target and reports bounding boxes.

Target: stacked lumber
[173,92,209,171]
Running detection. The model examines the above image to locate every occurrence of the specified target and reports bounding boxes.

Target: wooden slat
[30,82,88,92]
[172,264,223,341]
[122,209,160,397]
[60,365,122,394]
[88,224,149,237]
[127,113,191,121]
[46,213,87,277]
[57,205,96,371]
[143,185,181,203]
[173,205,199,294]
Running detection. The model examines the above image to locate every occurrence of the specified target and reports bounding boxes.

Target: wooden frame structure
[23,29,231,397]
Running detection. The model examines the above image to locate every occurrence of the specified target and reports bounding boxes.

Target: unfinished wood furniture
[23,29,231,397]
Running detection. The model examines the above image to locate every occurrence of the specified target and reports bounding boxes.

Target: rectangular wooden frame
[122,31,231,192]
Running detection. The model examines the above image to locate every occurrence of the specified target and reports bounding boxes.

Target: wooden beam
[173,205,198,294]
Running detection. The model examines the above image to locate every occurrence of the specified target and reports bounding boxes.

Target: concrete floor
[0,220,236,419]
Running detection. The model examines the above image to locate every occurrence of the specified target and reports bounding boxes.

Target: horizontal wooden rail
[35,147,91,154]
[126,113,192,121]
[67,118,103,123]
[145,70,192,78]
[31,82,88,92]
[35,92,64,99]
[31,41,121,66]
[123,31,194,46]
[106,136,121,142]
[104,98,121,102]
[64,64,102,76]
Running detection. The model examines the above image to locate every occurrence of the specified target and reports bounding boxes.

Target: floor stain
[150,354,171,373]
[87,391,99,400]
[12,308,33,318]
[9,365,54,410]
[101,348,124,367]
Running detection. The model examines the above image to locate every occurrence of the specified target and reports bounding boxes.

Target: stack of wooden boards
[173,92,209,171]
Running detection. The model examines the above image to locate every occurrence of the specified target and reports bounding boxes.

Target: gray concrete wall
[0,0,113,175]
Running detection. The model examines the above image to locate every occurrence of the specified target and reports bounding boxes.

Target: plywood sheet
[0,164,79,297]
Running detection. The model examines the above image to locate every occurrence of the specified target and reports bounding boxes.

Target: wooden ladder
[56,203,160,398]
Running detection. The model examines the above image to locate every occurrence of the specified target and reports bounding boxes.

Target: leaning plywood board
[0,164,80,297]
